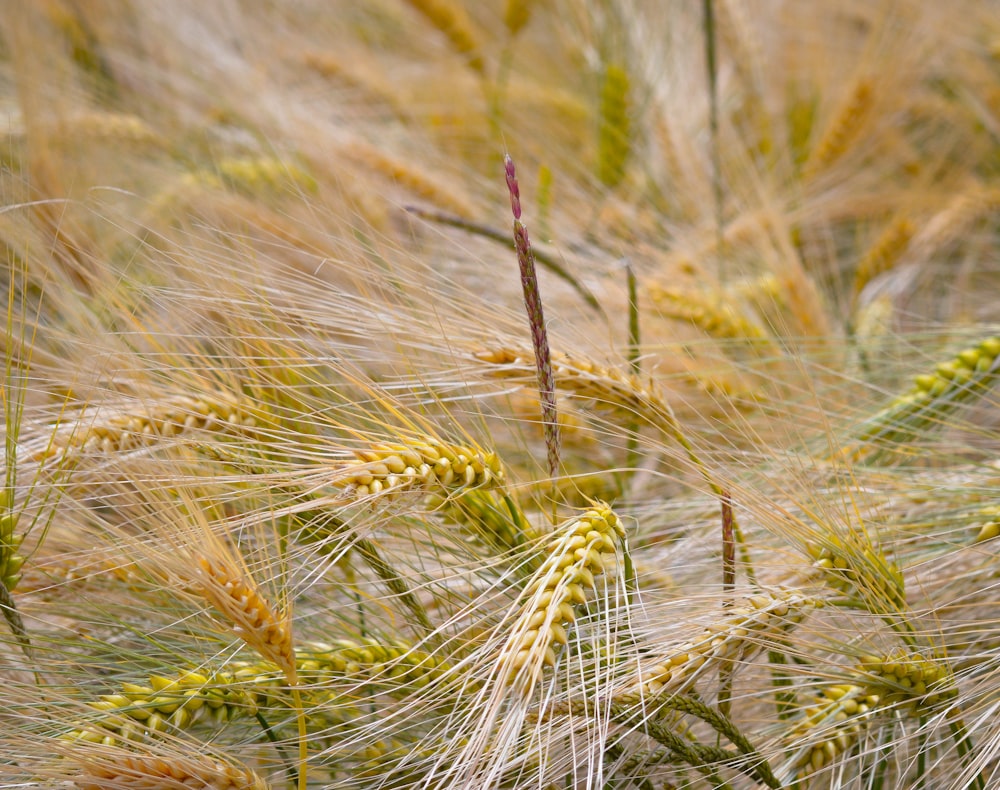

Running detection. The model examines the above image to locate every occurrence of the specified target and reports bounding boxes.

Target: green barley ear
[597,63,631,190]
[857,649,957,712]
[807,530,908,635]
[785,682,881,776]
[0,489,25,595]
[839,335,1000,464]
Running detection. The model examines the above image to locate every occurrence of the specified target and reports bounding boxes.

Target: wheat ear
[502,503,625,695]
[785,682,881,775]
[802,76,874,178]
[0,489,25,592]
[401,0,485,74]
[191,551,308,790]
[597,63,631,189]
[851,215,915,299]
[646,283,772,345]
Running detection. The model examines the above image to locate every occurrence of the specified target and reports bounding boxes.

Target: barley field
[2,2,999,788]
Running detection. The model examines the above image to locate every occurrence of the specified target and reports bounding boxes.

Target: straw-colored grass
[2,3,1000,789]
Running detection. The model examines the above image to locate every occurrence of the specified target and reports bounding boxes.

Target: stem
[404,205,601,312]
[702,0,725,275]
[291,684,308,790]
[505,154,561,486]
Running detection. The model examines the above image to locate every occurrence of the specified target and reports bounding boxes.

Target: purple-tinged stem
[504,154,560,480]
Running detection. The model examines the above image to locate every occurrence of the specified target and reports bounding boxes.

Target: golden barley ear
[194,555,297,682]
[501,503,625,696]
[400,0,485,75]
[36,740,271,790]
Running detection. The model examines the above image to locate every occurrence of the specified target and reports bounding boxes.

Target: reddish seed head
[504,154,521,219]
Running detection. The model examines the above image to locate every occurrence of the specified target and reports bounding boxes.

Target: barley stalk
[505,154,560,481]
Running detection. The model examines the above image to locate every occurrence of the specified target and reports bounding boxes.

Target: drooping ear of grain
[53,750,270,790]
[195,556,297,682]
[839,335,1000,464]
[502,503,625,696]
[401,0,485,74]
[802,77,874,179]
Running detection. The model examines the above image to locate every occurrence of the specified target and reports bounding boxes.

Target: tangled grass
[2,2,1000,788]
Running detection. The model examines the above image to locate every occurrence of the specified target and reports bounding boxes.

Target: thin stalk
[624,262,641,478]
[404,205,601,312]
[505,154,561,496]
[702,0,725,275]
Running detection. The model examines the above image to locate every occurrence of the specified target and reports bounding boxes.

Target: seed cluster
[32,393,256,464]
[196,557,295,678]
[638,590,818,696]
[340,438,503,500]
[808,535,906,612]
[790,683,881,774]
[505,504,625,693]
[72,754,269,790]
[857,649,956,710]
[0,490,25,591]
[846,335,1000,461]
[65,639,447,745]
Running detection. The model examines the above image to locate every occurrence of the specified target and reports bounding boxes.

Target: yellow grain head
[597,63,632,190]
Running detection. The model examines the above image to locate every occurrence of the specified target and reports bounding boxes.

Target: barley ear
[597,63,631,190]
[503,503,625,696]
